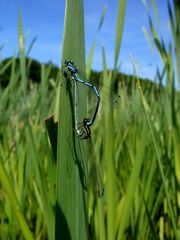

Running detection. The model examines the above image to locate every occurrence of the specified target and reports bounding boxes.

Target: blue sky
[0,0,172,80]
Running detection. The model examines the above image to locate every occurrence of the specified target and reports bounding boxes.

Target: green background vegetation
[0,0,180,239]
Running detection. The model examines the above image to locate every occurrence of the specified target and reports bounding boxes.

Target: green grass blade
[172,0,180,85]
[117,129,146,239]
[0,58,13,75]
[173,130,180,210]
[97,4,107,32]
[86,40,96,80]
[102,48,116,240]
[150,0,160,23]
[55,0,88,239]
[45,115,58,162]
[142,26,154,52]
[27,36,37,57]
[18,11,28,95]
[142,0,149,12]
[114,0,126,69]
[0,153,34,240]
[86,4,107,79]
[26,119,55,240]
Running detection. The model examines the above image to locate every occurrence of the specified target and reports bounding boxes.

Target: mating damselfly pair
[63,60,121,197]
[63,60,100,139]
[63,60,105,197]
[63,60,120,138]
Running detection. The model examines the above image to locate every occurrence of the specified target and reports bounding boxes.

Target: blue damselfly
[63,60,104,197]
[63,60,100,139]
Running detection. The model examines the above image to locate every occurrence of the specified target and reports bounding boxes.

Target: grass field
[0,0,180,239]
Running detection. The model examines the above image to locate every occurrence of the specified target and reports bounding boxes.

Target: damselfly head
[64,60,78,75]
[64,60,74,66]
[83,118,91,125]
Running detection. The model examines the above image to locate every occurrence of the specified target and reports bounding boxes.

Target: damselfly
[63,60,104,196]
[63,60,100,139]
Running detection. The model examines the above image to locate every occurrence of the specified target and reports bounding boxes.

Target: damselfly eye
[64,60,68,65]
